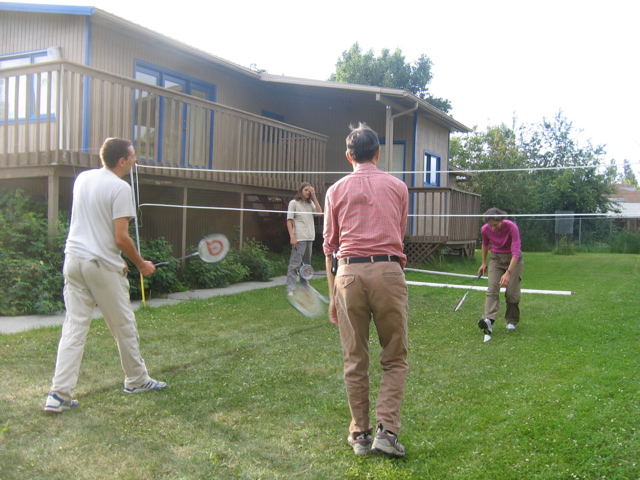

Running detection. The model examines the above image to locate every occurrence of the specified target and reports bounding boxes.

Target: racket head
[299,263,315,281]
[287,286,327,319]
[197,234,230,263]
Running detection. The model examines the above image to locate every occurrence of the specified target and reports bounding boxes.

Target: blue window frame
[133,61,216,168]
[0,49,58,123]
[424,151,441,187]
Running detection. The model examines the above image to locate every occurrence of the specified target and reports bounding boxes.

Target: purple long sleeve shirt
[481,219,522,258]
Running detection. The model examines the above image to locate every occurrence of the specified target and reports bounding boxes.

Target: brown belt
[338,255,400,266]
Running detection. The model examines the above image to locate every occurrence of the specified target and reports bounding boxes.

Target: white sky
[11,0,640,174]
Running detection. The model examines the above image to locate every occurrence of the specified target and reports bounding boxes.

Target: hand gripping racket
[453,274,482,312]
[154,233,230,266]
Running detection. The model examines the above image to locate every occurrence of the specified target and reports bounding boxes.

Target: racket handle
[154,252,198,267]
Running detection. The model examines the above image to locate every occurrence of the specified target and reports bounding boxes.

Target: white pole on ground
[405,280,572,296]
[404,268,487,280]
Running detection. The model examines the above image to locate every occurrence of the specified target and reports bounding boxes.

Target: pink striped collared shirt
[323,162,408,267]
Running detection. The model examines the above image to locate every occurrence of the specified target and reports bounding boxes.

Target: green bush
[183,239,274,288]
[126,236,184,300]
[183,250,249,289]
[519,219,553,252]
[0,255,65,315]
[552,234,575,255]
[0,189,67,315]
[235,239,274,281]
[609,230,640,254]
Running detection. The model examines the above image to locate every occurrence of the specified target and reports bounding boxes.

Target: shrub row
[0,189,277,315]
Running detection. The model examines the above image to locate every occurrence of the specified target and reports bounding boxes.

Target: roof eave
[259,74,472,133]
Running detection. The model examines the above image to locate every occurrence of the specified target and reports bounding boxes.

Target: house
[609,184,640,231]
[0,2,481,263]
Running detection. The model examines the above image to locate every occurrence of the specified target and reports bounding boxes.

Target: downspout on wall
[376,94,418,171]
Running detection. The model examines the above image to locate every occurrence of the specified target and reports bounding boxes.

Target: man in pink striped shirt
[323,123,409,457]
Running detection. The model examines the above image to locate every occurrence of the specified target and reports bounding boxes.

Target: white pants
[50,255,151,400]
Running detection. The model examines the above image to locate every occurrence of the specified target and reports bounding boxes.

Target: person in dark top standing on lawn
[323,122,409,457]
[477,208,524,335]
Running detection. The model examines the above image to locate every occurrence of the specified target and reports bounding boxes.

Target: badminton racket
[154,233,230,266]
[453,274,482,312]
[287,285,328,319]
[293,246,314,281]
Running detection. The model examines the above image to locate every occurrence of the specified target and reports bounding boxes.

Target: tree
[329,43,452,114]
[604,159,621,184]
[601,159,638,188]
[621,159,639,188]
[451,112,617,247]
[519,112,614,215]
[451,124,532,215]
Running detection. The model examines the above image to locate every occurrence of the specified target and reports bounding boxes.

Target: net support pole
[130,167,146,307]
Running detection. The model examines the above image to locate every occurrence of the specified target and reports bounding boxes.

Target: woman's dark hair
[294,182,312,202]
[483,208,508,223]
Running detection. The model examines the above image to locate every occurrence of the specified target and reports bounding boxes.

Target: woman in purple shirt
[477,208,524,335]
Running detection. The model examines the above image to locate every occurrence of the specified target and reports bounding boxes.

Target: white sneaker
[44,393,80,413]
[478,318,493,335]
[347,432,372,456]
[506,323,517,331]
[123,378,167,394]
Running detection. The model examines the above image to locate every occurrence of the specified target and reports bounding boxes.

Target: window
[0,48,59,122]
[133,61,216,167]
[424,151,441,187]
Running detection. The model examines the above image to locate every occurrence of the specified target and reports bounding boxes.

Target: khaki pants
[485,253,524,325]
[50,255,151,400]
[333,261,409,436]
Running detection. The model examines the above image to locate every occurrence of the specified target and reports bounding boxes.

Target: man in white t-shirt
[44,138,166,414]
[285,182,322,294]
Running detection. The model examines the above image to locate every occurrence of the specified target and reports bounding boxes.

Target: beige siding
[253,86,394,180]
[89,22,261,108]
[0,12,85,62]
[415,115,450,187]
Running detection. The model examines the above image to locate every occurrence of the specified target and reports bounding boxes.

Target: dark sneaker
[478,318,493,335]
[347,432,372,456]
[123,379,167,394]
[44,393,80,413]
[372,424,405,458]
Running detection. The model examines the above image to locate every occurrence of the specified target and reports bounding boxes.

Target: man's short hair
[100,138,132,168]
[346,123,380,163]
[483,208,508,223]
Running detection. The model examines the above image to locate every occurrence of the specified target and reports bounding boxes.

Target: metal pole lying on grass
[404,268,487,280]
[405,280,572,296]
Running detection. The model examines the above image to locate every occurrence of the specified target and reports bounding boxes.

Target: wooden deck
[0,60,327,192]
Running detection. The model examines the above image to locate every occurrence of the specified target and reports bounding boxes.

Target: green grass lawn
[1,252,638,479]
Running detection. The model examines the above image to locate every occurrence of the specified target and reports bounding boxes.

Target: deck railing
[408,187,482,243]
[0,61,327,191]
